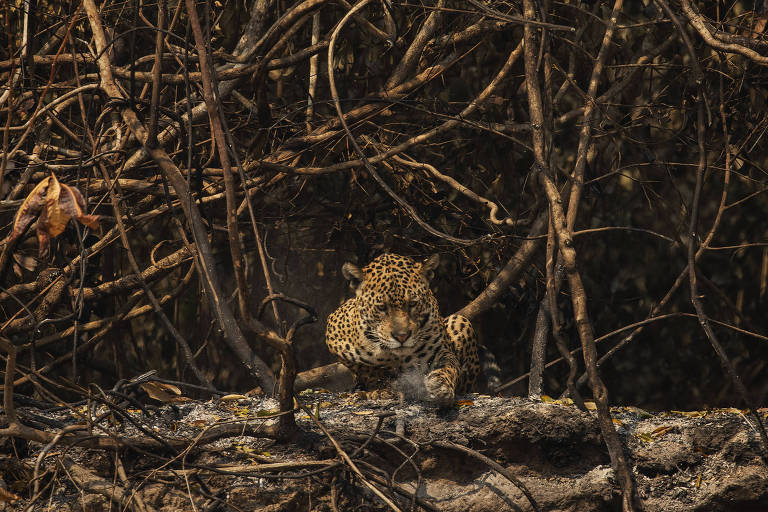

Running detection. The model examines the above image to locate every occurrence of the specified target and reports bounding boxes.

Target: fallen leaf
[651,425,673,439]
[220,394,248,401]
[140,381,185,402]
[670,410,706,418]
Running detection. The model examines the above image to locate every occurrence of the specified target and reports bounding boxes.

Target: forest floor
[1,392,767,511]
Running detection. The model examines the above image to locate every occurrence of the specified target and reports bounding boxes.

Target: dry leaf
[9,178,50,242]
[670,410,706,418]
[140,381,184,402]
[221,394,248,401]
[7,173,99,258]
[651,425,673,439]
[49,181,99,236]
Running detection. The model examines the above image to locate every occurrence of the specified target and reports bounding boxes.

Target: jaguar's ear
[342,262,365,295]
[420,254,440,281]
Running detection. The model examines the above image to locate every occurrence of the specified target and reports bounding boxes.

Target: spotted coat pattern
[325,253,479,403]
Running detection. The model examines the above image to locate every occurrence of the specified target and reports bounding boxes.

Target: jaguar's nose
[394,331,410,343]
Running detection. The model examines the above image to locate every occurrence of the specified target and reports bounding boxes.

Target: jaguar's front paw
[425,370,455,405]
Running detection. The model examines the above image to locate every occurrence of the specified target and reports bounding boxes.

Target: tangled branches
[1,0,768,509]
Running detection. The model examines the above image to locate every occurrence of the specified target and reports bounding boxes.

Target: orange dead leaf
[49,179,99,235]
[7,173,99,258]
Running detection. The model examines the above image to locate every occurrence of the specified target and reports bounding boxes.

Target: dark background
[1,0,767,411]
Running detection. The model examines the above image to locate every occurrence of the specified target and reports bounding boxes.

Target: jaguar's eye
[375,303,387,312]
[408,301,419,310]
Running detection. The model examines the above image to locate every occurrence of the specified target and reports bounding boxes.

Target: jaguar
[325,253,480,404]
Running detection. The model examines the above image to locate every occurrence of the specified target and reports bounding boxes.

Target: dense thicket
[0,0,767,413]
[2,1,768,510]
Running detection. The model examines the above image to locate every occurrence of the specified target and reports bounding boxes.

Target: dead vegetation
[1,0,768,510]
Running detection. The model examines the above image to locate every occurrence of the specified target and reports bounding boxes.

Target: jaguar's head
[342,253,440,351]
